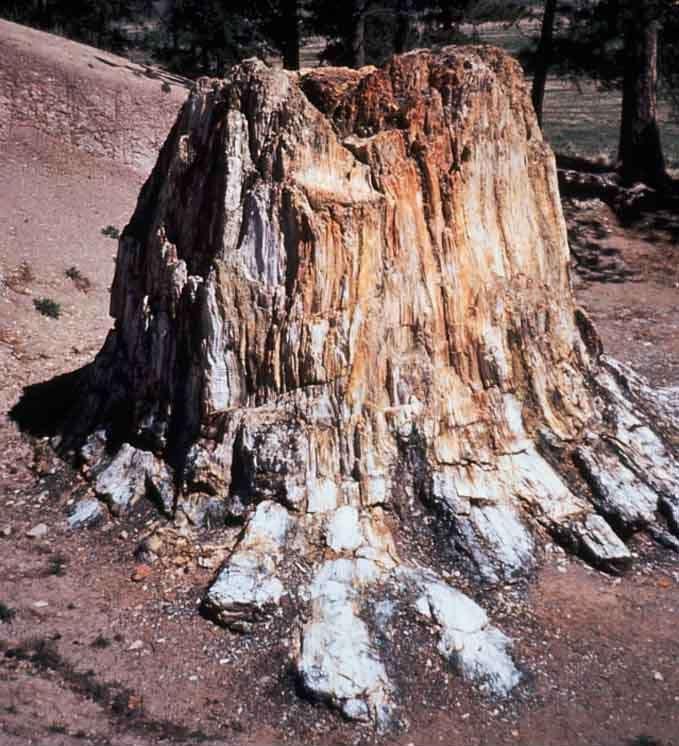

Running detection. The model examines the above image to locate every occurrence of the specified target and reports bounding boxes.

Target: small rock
[26,523,48,538]
[653,671,664,682]
[1,526,12,538]
[67,499,104,529]
[188,675,198,682]
[145,533,164,554]
[131,564,152,582]
[128,640,143,651]
[198,555,220,570]
[33,601,49,608]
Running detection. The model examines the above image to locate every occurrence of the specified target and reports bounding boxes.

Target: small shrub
[161,80,172,93]
[16,261,34,284]
[101,225,120,240]
[6,261,34,293]
[29,638,62,670]
[48,554,68,576]
[33,297,62,319]
[65,266,91,292]
[0,602,16,623]
[48,723,67,734]
[91,635,111,649]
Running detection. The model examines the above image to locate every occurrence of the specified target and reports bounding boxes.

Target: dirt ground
[1,20,679,746]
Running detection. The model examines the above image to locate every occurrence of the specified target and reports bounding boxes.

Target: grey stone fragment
[456,505,534,583]
[660,496,679,537]
[204,501,290,630]
[206,553,284,628]
[574,444,658,532]
[26,523,48,538]
[296,559,395,729]
[67,499,105,529]
[570,514,631,572]
[93,444,174,515]
[81,429,108,470]
[648,525,679,552]
[400,568,521,696]
[175,494,226,527]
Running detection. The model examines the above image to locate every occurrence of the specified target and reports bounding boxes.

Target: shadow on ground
[9,365,92,437]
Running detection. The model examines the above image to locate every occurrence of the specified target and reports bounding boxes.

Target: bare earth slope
[0,18,188,171]
[1,21,679,746]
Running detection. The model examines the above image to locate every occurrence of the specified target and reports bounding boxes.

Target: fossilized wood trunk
[54,48,679,727]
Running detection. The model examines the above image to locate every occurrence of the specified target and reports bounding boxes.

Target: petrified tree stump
[48,48,679,727]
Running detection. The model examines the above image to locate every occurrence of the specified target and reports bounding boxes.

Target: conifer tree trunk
[531,0,557,128]
[618,8,668,189]
[350,0,368,67]
[394,0,414,54]
[281,0,300,70]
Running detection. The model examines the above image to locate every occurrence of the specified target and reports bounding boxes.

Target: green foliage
[307,1,525,67]
[101,225,120,239]
[33,297,62,319]
[521,0,679,87]
[157,0,306,76]
[65,265,92,292]
[0,0,533,75]
[0,0,142,52]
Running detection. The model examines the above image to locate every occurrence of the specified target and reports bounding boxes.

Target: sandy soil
[1,20,679,746]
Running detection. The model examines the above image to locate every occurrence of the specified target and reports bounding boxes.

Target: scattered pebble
[26,523,48,538]
[131,564,152,582]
